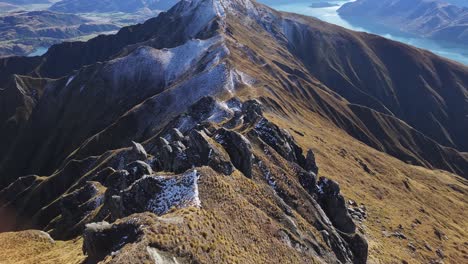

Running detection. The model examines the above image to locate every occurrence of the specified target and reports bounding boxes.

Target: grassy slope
[0,230,85,264]
[268,111,468,264]
[2,109,465,264]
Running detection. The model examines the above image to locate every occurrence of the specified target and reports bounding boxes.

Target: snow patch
[207,100,235,123]
[145,170,201,215]
[103,36,226,92]
[65,74,76,87]
[237,70,257,86]
[147,247,181,264]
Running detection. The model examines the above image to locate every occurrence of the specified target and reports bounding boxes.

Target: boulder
[253,118,306,167]
[119,170,201,216]
[131,141,148,160]
[105,160,151,191]
[305,149,319,174]
[215,128,254,178]
[83,221,142,262]
[343,233,368,264]
[316,177,356,234]
[186,130,234,175]
[169,128,185,142]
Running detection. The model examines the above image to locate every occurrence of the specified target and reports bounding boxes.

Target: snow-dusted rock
[117,170,201,216]
[131,141,148,160]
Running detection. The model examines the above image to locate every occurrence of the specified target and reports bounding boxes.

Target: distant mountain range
[0,2,19,12]
[1,0,50,4]
[338,0,468,44]
[49,0,179,13]
[0,10,119,57]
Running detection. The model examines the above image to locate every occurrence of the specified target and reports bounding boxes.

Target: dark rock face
[83,221,142,262]
[318,179,368,264]
[305,149,319,175]
[298,170,317,195]
[253,118,307,168]
[147,130,234,176]
[343,233,369,264]
[214,128,254,178]
[316,177,356,234]
[115,170,200,217]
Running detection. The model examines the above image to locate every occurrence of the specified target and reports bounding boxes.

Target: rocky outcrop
[214,128,254,178]
[113,170,201,218]
[47,181,105,238]
[316,177,356,234]
[83,221,142,262]
[0,95,368,263]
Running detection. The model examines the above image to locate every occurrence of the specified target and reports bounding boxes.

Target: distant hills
[0,2,19,12]
[1,0,50,4]
[338,0,468,44]
[49,0,179,13]
[0,0,182,57]
[0,10,119,57]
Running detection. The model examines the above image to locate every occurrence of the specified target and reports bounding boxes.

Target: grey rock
[170,128,185,141]
[131,141,148,160]
[215,128,254,178]
[119,170,200,216]
[305,149,319,174]
[253,118,307,168]
[83,221,141,262]
[316,177,356,234]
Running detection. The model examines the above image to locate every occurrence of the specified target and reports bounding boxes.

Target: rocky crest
[2,96,367,263]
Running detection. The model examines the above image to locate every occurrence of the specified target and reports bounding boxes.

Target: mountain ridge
[0,0,467,180]
[0,0,467,263]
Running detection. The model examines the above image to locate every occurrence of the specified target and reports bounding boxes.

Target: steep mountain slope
[279,14,468,173]
[338,0,468,44]
[0,0,467,263]
[1,1,467,178]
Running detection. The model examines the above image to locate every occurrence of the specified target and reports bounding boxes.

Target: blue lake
[28,46,48,57]
[263,0,468,65]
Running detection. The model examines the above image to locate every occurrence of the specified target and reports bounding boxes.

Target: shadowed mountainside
[0,0,467,180]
